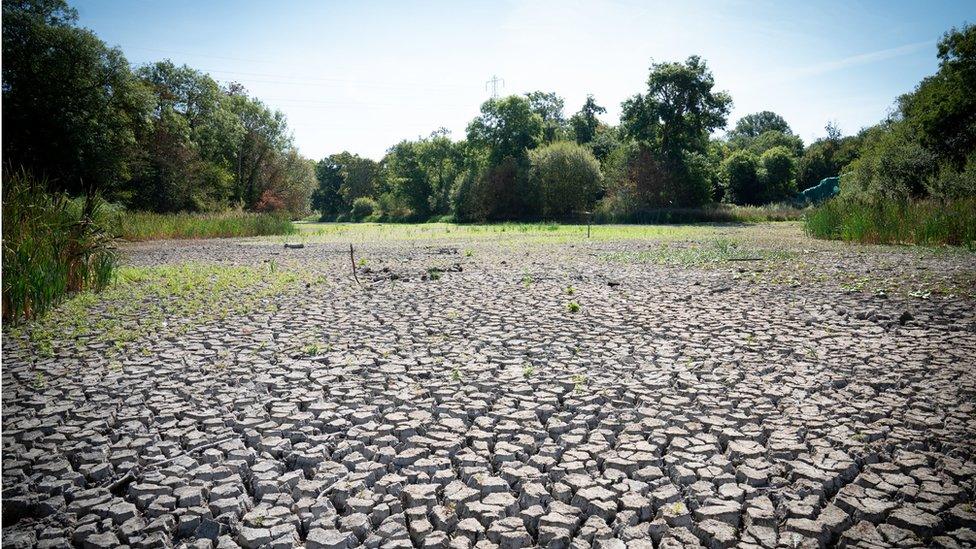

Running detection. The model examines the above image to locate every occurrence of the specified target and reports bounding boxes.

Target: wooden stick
[349,244,362,286]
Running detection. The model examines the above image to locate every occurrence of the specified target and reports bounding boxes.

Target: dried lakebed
[3,224,976,549]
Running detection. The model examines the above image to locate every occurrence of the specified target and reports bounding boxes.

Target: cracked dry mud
[3,224,976,549]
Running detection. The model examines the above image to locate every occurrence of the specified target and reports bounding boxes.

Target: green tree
[417,130,465,216]
[570,95,606,145]
[796,123,864,190]
[846,121,937,200]
[620,56,731,207]
[466,96,544,218]
[332,152,379,205]
[525,91,566,144]
[258,149,316,216]
[312,157,344,219]
[722,150,763,204]
[225,84,292,208]
[383,140,430,219]
[729,111,792,139]
[467,96,544,165]
[759,146,797,202]
[2,0,152,196]
[900,24,976,168]
[529,142,603,218]
[620,56,732,158]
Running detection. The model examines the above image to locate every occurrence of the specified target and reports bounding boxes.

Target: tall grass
[593,203,804,224]
[805,197,976,248]
[2,171,118,323]
[118,211,296,241]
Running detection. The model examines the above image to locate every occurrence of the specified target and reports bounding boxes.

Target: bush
[254,189,287,213]
[760,146,797,202]
[804,196,976,247]
[845,121,937,200]
[722,150,763,205]
[351,197,378,221]
[529,141,602,218]
[2,171,118,322]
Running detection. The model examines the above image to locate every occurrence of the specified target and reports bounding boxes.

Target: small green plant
[302,342,321,355]
[566,301,581,313]
[427,267,442,281]
[669,502,687,515]
[451,367,461,381]
[33,371,46,389]
[565,285,576,295]
[268,260,278,274]
[521,274,533,286]
[357,257,368,267]
[522,365,535,379]
[464,249,473,257]
[572,374,587,393]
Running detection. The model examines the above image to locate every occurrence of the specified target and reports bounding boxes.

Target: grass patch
[15,263,321,359]
[604,237,798,267]
[118,211,296,241]
[291,221,755,244]
[2,171,118,323]
[594,203,805,224]
[805,197,976,248]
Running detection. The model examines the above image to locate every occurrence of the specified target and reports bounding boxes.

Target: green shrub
[351,197,378,221]
[2,171,118,322]
[805,196,976,247]
[529,141,602,218]
[844,121,937,200]
[722,150,763,205]
[759,146,797,202]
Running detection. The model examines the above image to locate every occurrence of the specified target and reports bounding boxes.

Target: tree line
[3,0,315,216]
[5,0,973,222]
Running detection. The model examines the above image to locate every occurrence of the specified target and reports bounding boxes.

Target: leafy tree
[525,91,566,144]
[759,146,797,202]
[417,131,465,216]
[570,95,606,145]
[620,56,732,158]
[619,57,731,208]
[259,149,316,216]
[845,121,937,200]
[529,142,603,218]
[2,0,152,196]
[729,111,792,139]
[138,61,241,173]
[312,157,344,218]
[730,129,804,158]
[333,152,379,205]
[383,140,430,219]
[722,150,763,204]
[900,24,976,168]
[225,86,292,208]
[466,96,543,218]
[467,96,543,165]
[796,123,864,190]
[587,126,621,166]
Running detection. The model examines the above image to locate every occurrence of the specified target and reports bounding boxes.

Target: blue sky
[74,0,974,160]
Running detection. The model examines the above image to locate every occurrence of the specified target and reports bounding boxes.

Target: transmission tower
[485,75,505,98]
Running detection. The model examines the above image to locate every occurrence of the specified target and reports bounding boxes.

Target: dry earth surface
[3,222,976,549]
